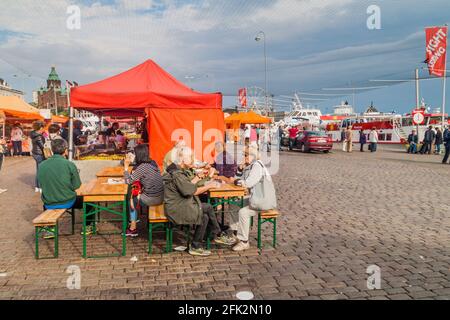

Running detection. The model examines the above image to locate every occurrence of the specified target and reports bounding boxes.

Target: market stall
[70,59,224,167]
[224,110,272,143]
[0,96,43,143]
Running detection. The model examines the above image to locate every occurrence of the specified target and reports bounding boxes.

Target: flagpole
[441,24,448,129]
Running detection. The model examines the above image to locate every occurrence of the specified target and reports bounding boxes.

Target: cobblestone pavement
[1,145,450,300]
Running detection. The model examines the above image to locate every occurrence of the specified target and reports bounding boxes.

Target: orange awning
[0,96,43,121]
[51,115,68,123]
[224,110,271,125]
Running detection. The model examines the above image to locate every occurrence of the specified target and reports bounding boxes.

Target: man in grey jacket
[229,147,277,251]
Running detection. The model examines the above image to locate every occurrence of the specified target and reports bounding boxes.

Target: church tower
[46,66,61,89]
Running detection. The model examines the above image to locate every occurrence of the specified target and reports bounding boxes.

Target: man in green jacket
[38,139,93,236]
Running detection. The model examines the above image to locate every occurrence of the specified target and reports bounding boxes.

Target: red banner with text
[238,88,247,107]
[425,26,447,77]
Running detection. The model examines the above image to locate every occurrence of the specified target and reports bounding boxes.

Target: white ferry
[325,102,448,144]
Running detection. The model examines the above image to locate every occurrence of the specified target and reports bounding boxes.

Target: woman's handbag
[249,161,277,211]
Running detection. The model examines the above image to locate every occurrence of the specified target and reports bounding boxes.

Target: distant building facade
[35,66,68,114]
[0,78,24,99]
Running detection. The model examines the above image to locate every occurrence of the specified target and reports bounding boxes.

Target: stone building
[0,78,24,99]
[36,66,68,114]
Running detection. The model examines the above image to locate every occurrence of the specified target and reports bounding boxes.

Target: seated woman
[163,147,235,256]
[228,146,277,251]
[124,144,164,237]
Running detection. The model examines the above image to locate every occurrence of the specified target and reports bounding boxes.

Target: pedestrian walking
[359,129,366,152]
[345,126,353,152]
[434,127,443,154]
[10,122,24,157]
[442,127,450,164]
[420,126,435,154]
[369,127,378,152]
[30,120,46,193]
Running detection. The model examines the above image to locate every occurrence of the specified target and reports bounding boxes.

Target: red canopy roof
[70,59,222,115]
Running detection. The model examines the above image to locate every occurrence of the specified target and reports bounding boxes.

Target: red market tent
[70,59,224,165]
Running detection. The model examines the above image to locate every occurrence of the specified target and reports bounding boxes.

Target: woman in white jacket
[229,146,277,251]
[369,127,378,152]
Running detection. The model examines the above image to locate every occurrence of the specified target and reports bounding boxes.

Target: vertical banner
[425,26,447,77]
[238,88,247,107]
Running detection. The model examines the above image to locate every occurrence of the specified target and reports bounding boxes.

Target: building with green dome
[35,66,69,114]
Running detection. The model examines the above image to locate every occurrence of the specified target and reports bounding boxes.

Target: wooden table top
[96,166,131,178]
[208,183,247,198]
[77,177,128,197]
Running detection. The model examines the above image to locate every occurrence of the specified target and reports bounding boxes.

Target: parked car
[293,131,332,153]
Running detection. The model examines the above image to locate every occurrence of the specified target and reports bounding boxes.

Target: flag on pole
[238,88,247,107]
[425,26,447,77]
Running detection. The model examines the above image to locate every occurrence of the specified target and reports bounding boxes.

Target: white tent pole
[66,81,74,161]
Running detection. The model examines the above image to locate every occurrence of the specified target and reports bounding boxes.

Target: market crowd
[27,119,277,257]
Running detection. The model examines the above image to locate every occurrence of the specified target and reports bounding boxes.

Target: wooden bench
[33,208,74,259]
[257,209,280,250]
[148,204,173,254]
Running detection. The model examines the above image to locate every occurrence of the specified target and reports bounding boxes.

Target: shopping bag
[342,140,347,152]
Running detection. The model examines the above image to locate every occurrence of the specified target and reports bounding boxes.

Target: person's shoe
[125,228,138,237]
[213,233,237,246]
[34,187,40,193]
[80,225,93,236]
[188,247,211,256]
[232,241,250,251]
[0,188,7,194]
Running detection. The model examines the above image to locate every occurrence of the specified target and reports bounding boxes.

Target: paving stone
[1,146,450,299]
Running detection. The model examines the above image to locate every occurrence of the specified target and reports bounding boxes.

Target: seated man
[212,141,237,184]
[407,130,418,154]
[163,147,235,256]
[38,139,93,236]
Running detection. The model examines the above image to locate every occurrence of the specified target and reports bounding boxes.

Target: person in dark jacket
[434,127,443,154]
[359,129,367,152]
[420,126,435,154]
[442,127,450,164]
[30,120,46,193]
[162,147,235,256]
[407,130,419,154]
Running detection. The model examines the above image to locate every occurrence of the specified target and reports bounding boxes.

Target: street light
[255,31,268,112]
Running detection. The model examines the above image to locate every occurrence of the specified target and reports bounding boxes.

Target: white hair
[176,146,194,165]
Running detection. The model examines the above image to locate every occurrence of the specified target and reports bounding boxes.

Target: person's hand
[208,167,216,178]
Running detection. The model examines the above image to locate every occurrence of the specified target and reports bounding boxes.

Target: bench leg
[35,227,39,259]
[273,218,277,248]
[71,208,75,235]
[82,202,87,258]
[54,223,59,258]
[169,226,173,252]
[165,224,170,253]
[257,214,262,250]
[148,222,153,254]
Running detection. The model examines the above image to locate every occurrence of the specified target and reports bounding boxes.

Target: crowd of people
[32,130,278,256]
[407,125,446,157]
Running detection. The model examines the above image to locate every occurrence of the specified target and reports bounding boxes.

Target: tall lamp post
[255,31,268,112]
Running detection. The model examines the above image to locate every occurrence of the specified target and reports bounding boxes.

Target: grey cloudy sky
[0,0,449,113]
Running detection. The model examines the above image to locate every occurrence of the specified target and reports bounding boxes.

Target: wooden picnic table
[76,177,129,258]
[207,183,247,226]
[96,166,132,178]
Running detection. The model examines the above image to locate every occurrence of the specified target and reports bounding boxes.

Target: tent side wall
[147,108,225,167]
